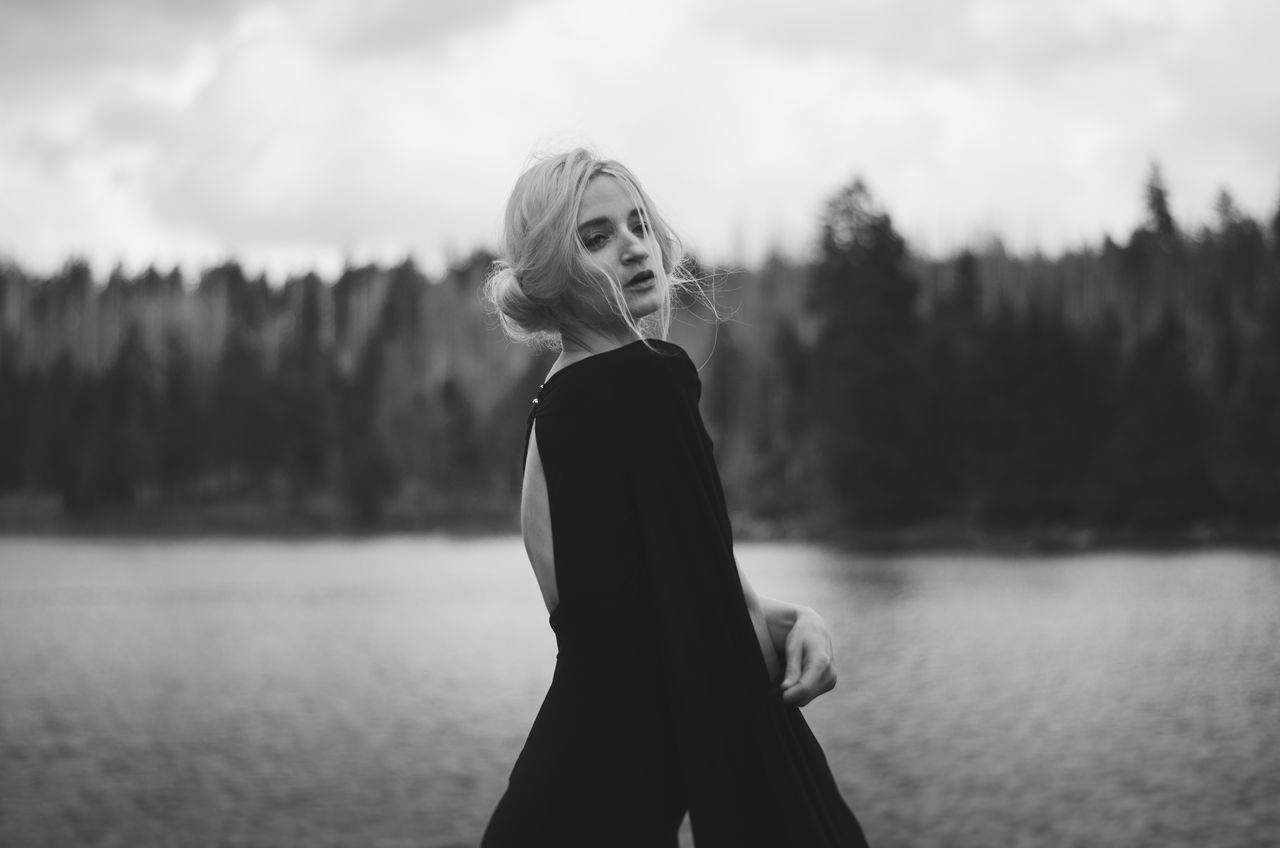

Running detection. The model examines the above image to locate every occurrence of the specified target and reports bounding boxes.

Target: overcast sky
[2,0,1277,279]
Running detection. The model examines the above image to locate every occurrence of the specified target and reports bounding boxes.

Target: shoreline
[1,496,1277,553]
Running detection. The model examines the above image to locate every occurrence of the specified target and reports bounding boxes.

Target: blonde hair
[483,148,708,351]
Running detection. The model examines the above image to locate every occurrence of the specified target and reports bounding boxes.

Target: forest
[1,164,1278,544]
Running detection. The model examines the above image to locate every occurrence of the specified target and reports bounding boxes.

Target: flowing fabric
[482,339,869,847]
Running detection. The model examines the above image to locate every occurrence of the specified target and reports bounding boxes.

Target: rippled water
[1,538,1278,847]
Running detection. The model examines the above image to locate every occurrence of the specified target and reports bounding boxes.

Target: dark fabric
[482,338,869,847]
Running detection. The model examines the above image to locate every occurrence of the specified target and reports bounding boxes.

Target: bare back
[520,355,589,617]
[521,420,558,616]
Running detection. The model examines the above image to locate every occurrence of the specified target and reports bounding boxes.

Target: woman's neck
[558,326,641,357]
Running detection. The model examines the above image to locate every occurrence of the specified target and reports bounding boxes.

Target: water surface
[1,538,1277,847]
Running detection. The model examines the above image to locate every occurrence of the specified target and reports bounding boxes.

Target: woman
[480,149,869,847]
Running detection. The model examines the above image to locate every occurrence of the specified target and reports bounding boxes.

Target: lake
[1,537,1278,847]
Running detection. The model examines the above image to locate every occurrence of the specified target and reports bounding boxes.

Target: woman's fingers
[782,656,826,705]
[780,629,837,706]
[781,638,804,690]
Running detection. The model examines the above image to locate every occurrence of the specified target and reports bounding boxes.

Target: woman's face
[572,173,663,324]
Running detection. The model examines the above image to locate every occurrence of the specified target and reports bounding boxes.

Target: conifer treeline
[0,256,539,527]
[707,166,1280,536]
[1,165,1278,535]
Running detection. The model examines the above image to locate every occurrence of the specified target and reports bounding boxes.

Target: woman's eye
[584,233,607,250]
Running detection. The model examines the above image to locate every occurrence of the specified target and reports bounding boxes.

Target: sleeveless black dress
[481,339,869,847]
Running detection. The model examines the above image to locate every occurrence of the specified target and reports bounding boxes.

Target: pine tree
[1215,288,1280,520]
[917,250,985,520]
[337,338,396,527]
[1145,163,1177,242]
[158,333,205,493]
[64,325,161,513]
[1269,186,1280,257]
[211,329,279,491]
[1093,311,1217,528]
[0,333,26,491]
[278,273,331,499]
[808,178,926,526]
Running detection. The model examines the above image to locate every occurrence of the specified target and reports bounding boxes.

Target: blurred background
[2,0,1278,846]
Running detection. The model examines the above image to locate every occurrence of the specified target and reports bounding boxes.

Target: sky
[2,0,1278,280]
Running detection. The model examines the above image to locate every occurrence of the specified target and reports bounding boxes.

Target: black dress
[482,338,869,847]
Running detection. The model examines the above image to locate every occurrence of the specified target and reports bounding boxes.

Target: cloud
[697,0,1210,79]
[1159,0,1280,207]
[0,0,251,74]
[324,0,542,56]
[0,0,1276,277]
[0,0,555,276]
[692,0,1280,240]
[130,5,542,264]
[0,0,540,79]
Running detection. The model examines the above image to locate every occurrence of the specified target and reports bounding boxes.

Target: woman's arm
[738,564,839,707]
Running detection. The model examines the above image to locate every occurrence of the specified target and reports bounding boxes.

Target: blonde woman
[480,149,868,847]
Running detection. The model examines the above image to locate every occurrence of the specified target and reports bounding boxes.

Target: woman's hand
[779,607,838,707]
[737,564,840,708]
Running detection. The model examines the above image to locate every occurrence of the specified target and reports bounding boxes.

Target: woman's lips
[626,270,655,288]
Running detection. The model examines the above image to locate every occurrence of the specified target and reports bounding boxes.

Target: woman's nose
[621,230,650,262]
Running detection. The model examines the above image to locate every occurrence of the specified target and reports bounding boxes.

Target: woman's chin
[625,288,662,320]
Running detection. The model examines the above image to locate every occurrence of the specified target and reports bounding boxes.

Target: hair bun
[483,261,555,346]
